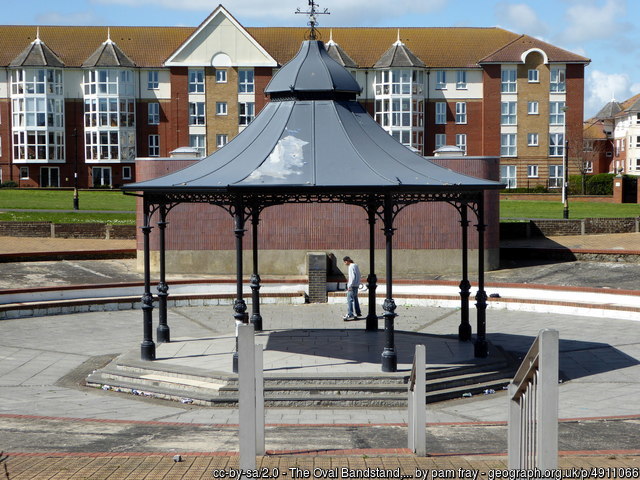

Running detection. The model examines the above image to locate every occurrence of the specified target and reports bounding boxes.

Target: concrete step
[86,348,515,407]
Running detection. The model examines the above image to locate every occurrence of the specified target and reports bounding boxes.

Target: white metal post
[537,329,559,470]
[255,343,265,456]
[408,344,426,456]
[238,324,256,471]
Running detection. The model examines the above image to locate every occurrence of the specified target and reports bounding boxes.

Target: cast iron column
[365,202,378,331]
[474,194,488,358]
[156,204,170,343]
[381,193,397,372]
[458,205,472,341]
[140,199,156,361]
[250,207,263,331]
[232,202,248,373]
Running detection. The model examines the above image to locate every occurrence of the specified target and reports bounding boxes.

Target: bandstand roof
[123,40,502,199]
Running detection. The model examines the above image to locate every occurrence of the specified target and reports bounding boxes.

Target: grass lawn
[501,200,640,219]
[0,189,136,211]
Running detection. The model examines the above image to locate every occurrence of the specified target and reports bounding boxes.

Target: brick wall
[500,193,616,203]
[0,222,136,239]
[501,217,640,238]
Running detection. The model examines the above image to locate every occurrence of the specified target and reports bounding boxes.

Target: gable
[164,6,276,68]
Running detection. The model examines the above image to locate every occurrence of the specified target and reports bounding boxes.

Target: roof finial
[295,1,330,41]
[34,26,42,44]
[394,29,404,46]
[106,27,113,44]
[327,28,336,46]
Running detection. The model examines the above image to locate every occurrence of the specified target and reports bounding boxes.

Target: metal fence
[508,328,559,470]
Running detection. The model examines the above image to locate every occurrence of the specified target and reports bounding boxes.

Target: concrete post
[255,343,265,456]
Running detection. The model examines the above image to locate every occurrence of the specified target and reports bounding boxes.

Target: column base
[365,313,378,331]
[458,323,472,342]
[141,341,156,361]
[251,314,263,332]
[157,325,170,343]
[381,349,397,372]
[474,339,488,358]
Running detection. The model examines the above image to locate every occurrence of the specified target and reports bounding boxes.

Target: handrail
[508,328,559,470]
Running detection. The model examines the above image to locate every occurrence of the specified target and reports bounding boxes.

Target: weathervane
[295,1,330,40]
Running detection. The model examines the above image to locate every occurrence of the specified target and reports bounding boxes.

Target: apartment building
[585,95,640,176]
[0,5,589,189]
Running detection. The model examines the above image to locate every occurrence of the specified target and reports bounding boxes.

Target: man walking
[343,256,362,320]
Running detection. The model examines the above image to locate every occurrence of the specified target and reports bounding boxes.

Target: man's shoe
[343,315,356,321]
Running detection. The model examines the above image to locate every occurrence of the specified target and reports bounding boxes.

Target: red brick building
[0,5,589,191]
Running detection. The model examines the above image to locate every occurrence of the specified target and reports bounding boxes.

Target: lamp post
[562,139,569,219]
[73,128,79,210]
[561,106,569,219]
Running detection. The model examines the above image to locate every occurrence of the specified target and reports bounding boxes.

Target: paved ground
[2,233,640,290]
[0,233,639,478]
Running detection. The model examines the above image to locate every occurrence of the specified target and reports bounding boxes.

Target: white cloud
[496,3,548,36]
[91,0,449,25]
[561,0,625,43]
[585,70,640,117]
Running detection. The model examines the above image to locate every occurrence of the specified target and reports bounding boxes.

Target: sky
[5,0,638,119]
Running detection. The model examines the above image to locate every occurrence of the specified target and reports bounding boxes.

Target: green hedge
[569,173,615,195]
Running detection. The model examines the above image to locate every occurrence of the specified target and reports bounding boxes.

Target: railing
[408,344,426,456]
[508,329,559,470]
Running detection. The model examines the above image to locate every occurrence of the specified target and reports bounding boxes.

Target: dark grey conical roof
[83,38,136,68]
[326,39,358,68]
[374,37,426,68]
[264,40,360,95]
[10,37,64,67]
[595,100,622,120]
[123,39,500,194]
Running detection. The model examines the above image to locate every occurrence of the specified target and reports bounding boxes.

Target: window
[636,136,640,148]
[216,102,227,116]
[148,134,159,157]
[528,69,539,83]
[147,71,159,90]
[20,166,29,179]
[501,68,517,93]
[216,69,227,83]
[189,134,206,157]
[550,68,566,93]
[456,71,466,89]
[500,165,517,188]
[501,133,517,156]
[549,165,563,188]
[238,69,255,93]
[435,102,446,124]
[549,133,564,157]
[148,102,159,125]
[501,102,517,125]
[584,161,594,173]
[189,102,205,125]
[527,165,539,178]
[40,167,60,188]
[527,133,539,146]
[239,102,255,126]
[92,166,111,188]
[455,102,467,124]
[456,133,467,154]
[549,102,566,125]
[188,69,205,94]
[122,166,132,180]
[435,134,446,150]
[13,130,65,161]
[528,101,539,115]
[216,134,228,148]
[436,70,446,90]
